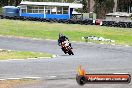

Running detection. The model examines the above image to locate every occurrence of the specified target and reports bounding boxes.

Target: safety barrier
[0,15,132,28]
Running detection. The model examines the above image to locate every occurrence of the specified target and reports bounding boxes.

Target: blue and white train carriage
[19,1,83,19]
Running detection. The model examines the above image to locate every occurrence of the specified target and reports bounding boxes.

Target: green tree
[22,0,74,2]
[94,0,114,19]
[80,0,87,13]
[117,0,132,12]
[0,0,21,7]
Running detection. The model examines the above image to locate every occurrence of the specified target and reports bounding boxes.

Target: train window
[45,6,51,10]
[57,6,63,14]
[31,6,39,9]
[33,10,39,13]
[45,6,51,14]
[21,5,26,9]
[27,6,32,10]
[21,5,27,13]
[22,9,26,13]
[63,6,69,14]
[34,6,39,9]
[39,10,44,13]
[27,9,32,13]
[51,6,57,14]
[45,10,51,14]
[39,6,44,9]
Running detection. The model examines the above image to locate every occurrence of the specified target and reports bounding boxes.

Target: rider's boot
[69,43,73,49]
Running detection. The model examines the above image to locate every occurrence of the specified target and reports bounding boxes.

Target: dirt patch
[0,79,40,88]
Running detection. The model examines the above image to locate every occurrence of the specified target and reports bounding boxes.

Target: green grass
[0,49,52,60]
[0,19,132,45]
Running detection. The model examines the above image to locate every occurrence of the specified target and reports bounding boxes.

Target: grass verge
[0,49,52,60]
[0,19,132,45]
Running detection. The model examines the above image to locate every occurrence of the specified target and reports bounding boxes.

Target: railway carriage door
[70,8,73,19]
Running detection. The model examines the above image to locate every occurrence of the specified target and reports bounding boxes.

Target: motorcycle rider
[58,33,72,49]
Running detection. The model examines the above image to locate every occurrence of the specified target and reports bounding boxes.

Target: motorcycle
[61,41,74,55]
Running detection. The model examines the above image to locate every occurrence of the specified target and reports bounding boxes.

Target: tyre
[70,50,74,55]
[68,49,74,55]
[61,47,67,54]
[76,75,86,85]
[68,51,72,55]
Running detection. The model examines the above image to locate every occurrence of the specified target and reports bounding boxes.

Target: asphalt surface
[0,36,132,88]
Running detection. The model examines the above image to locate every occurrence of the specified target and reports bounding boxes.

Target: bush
[0,7,2,14]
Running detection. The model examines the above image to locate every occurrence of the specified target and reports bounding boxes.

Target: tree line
[0,0,132,18]
[94,0,132,18]
[0,0,21,6]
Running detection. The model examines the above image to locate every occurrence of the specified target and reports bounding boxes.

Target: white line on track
[113,73,129,74]
[46,76,57,78]
[0,76,42,81]
[45,76,57,79]
[0,79,6,81]
[6,78,22,80]
[23,76,42,79]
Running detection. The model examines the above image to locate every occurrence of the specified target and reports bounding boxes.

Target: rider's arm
[58,39,61,46]
[65,36,69,41]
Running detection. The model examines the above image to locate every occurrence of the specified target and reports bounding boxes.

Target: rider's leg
[62,47,66,53]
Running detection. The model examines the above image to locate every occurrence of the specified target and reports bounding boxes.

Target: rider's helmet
[59,33,63,38]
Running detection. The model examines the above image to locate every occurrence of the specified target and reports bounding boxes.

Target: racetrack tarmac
[0,36,132,88]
